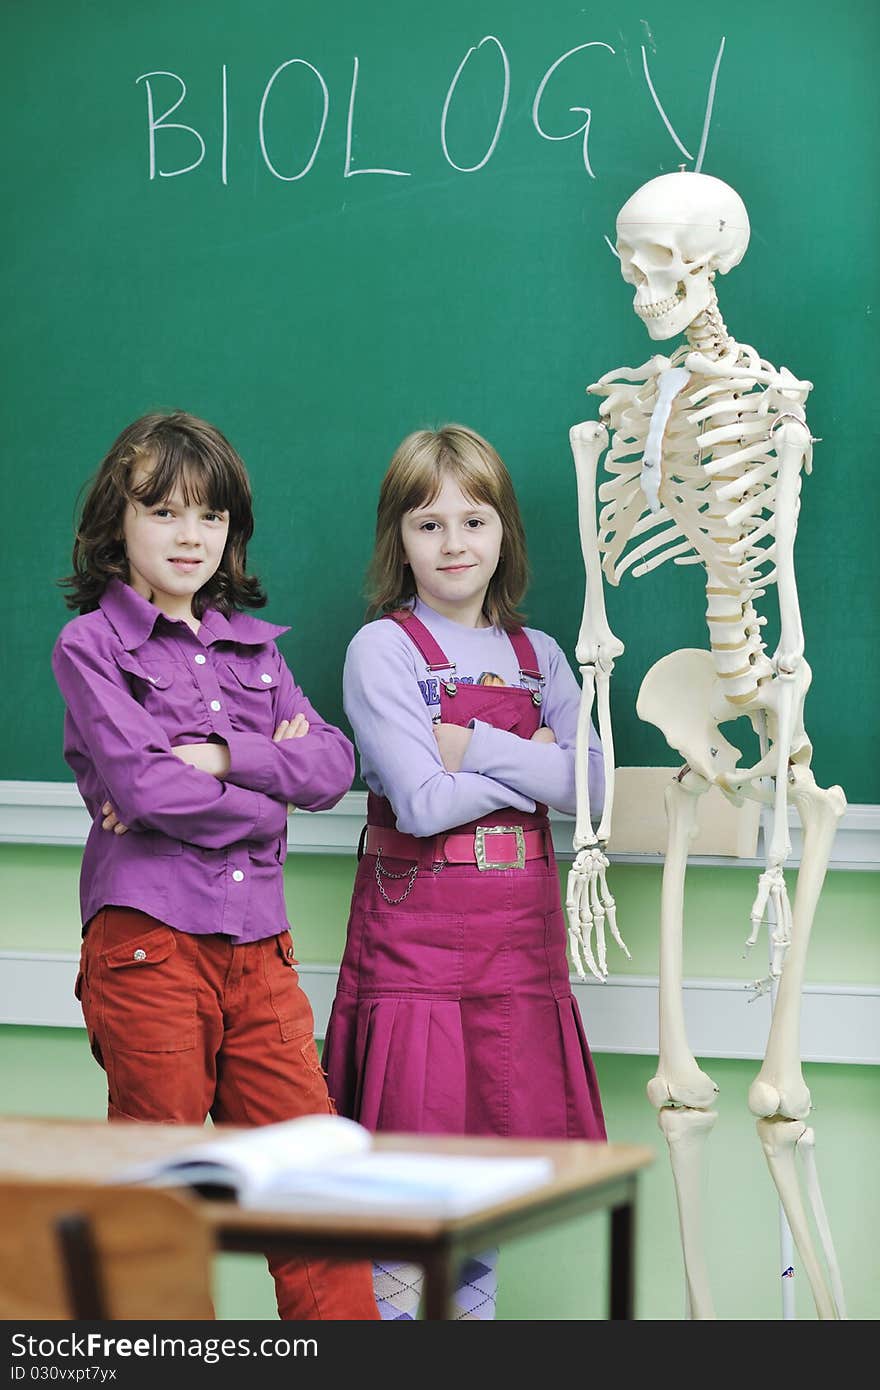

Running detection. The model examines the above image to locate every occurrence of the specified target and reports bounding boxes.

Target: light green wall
[2,844,879,984]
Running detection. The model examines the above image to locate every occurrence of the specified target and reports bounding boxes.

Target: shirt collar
[99,579,289,650]
[199,607,290,646]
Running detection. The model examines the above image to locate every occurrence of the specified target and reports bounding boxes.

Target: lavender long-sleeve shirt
[52,579,354,941]
[344,598,605,838]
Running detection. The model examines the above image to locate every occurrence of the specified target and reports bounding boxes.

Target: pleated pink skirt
[323,816,606,1141]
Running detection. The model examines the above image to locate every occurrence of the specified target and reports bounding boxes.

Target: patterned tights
[373,1250,499,1320]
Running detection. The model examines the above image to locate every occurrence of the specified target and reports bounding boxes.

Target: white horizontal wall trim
[1,952,877,1066]
[1,782,879,870]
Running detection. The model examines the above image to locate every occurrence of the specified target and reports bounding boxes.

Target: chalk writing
[441,35,510,174]
[136,32,727,195]
[640,37,726,174]
[531,42,615,179]
[136,71,205,179]
[346,56,410,178]
[259,59,329,182]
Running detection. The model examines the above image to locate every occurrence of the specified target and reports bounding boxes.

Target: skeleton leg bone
[796,1128,848,1320]
[748,767,847,1320]
[637,656,750,1317]
[645,767,719,1111]
[658,1107,718,1320]
[643,769,719,1319]
[749,766,845,1122]
[756,1119,839,1320]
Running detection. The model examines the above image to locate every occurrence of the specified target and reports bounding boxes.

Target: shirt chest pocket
[113,651,176,711]
[221,659,279,734]
[113,650,177,733]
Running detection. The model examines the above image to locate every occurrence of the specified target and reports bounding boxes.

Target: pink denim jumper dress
[322,611,606,1141]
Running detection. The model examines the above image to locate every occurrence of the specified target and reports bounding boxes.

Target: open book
[115,1115,554,1217]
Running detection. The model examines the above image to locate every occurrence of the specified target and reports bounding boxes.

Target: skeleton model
[565,171,847,1318]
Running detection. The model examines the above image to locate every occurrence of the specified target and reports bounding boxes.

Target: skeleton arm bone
[735,422,812,971]
[566,661,605,981]
[565,420,628,980]
[771,419,810,674]
[765,419,811,868]
[570,420,624,836]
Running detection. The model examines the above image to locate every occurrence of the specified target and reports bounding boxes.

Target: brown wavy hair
[367,425,529,630]
[60,411,266,616]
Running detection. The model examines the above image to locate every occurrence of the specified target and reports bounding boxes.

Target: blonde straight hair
[367,425,529,630]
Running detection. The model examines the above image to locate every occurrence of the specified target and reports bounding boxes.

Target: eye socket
[642,244,675,267]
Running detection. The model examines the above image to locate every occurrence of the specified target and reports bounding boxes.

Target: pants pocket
[89,912,197,1053]
[290,1030,334,1114]
[264,931,315,1041]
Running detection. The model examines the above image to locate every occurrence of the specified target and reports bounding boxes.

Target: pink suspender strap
[382,610,455,672]
[384,609,544,683]
[507,627,543,682]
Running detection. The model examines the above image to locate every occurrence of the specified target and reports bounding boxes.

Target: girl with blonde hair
[323,425,606,1320]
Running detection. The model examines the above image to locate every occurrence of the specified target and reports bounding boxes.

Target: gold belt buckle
[474,825,526,871]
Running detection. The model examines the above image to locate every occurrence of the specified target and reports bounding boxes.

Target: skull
[616,172,750,341]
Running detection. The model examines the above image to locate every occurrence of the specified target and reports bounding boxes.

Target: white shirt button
[210,700,222,712]
[133,949,147,961]
[232,870,244,882]
[260,673,272,684]
[194,654,207,665]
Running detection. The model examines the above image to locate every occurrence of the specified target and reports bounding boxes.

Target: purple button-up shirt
[52,579,354,941]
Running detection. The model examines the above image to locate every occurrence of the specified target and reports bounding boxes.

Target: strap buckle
[474,825,526,871]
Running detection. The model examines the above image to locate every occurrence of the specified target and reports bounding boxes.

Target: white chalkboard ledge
[0,780,878,870]
[0,950,877,1067]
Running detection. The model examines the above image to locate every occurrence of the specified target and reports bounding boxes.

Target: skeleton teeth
[636,285,686,319]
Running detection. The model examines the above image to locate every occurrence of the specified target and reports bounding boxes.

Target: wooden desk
[0,1118,654,1320]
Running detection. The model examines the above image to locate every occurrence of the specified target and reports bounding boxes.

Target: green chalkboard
[3,1,879,800]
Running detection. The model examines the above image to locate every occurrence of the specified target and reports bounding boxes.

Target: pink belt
[363,823,548,872]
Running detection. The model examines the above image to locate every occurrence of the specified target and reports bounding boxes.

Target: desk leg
[422,1250,455,1320]
[609,1201,635,1320]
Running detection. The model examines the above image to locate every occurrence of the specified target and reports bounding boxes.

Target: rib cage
[589,343,812,605]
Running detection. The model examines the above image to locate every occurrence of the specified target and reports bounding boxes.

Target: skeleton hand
[744,864,792,999]
[565,846,631,982]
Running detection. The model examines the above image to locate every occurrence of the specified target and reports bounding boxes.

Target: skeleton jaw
[633,277,712,341]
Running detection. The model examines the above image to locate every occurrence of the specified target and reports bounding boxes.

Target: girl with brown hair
[53,409,378,1320]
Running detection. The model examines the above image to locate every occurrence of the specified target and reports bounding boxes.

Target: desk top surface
[0,1116,655,1239]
